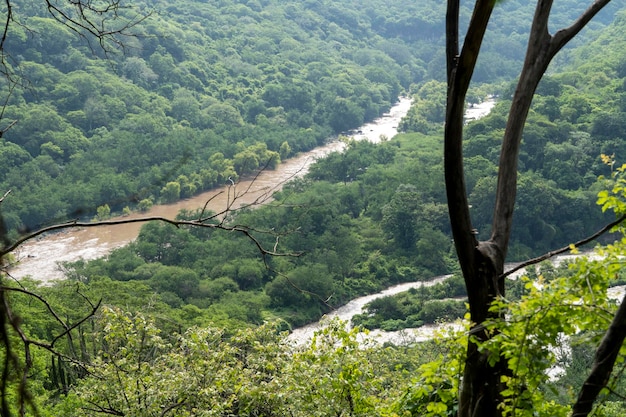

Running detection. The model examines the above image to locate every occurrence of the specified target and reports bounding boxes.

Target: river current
[11,97,416,282]
[11,97,499,344]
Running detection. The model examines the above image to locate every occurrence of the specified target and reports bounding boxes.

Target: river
[10,97,414,282]
[11,96,501,345]
[287,275,457,345]
[288,252,626,346]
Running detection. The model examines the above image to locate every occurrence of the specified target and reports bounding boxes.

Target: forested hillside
[2,0,626,415]
[1,0,422,232]
[0,0,618,235]
[8,0,625,335]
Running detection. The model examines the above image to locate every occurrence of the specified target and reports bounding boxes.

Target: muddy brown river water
[13,95,608,348]
[11,97,415,282]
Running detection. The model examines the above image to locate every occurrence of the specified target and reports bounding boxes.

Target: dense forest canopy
[2,0,622,338]
[0,0,619,234]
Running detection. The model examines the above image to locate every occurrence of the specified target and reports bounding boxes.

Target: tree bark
[444,2,504,415]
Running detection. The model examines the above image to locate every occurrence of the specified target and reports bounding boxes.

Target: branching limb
[82,401,124,416]
[0,80,17,137]
[2,285,102,350]
[2,216,301,259]
[550,0,613,54]
[445,0,497,283]
[491,0,612,251]
[501,214,626,279]
[0,0,152,74]
[42,0,152,53]
[213,155,303,225]
[158,398,188,417]
[0,278,102,416]
[0,0,12,53]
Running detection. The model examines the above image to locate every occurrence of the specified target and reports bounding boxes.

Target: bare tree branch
[1,285,102,350]
[42,0,151,53]
[0,0,12,53]
[550,0,613,54]
[492,0,611,252]
[0,0,152,75]
[2,216,302,259]
[445,0,459,84]
[0,77,17,137]
[0,190,10,204]
[501,214,626,279]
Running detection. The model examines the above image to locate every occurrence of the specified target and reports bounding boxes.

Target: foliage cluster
[2,301,445,416]
[352,275,467,331]
[0,0,618,236]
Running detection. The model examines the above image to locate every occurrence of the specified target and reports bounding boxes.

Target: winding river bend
[11,98,414,282]
[287,275,456,345]
[11,97,499,344]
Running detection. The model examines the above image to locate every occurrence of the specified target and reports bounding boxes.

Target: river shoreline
[287,274,454,345]
[10,97,414,282]
[11,96,504,346]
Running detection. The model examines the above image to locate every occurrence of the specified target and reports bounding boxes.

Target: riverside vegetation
[2,0,626,415]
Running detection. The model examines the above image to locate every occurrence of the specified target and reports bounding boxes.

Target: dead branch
[0,0,152,75]
[43,0,152,53]
[0,277,104,416]
[0,0,12,53]
[1,216,302,259]
[501,214,626,279]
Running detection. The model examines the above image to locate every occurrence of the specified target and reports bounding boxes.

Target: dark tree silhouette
[443,1,616,416]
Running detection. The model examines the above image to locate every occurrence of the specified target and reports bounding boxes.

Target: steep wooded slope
[0,0,618,233]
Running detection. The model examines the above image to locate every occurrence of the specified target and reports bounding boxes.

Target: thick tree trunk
[444,2,505,415]
[457,243,507,417]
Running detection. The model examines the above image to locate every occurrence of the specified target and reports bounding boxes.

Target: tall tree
[444,1,613,416]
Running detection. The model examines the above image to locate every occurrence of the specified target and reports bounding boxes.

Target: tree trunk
[443,1,613,416]
[572,295,626,416]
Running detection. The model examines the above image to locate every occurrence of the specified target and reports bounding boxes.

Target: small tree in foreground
[443,0,622,416]
[399,162,626,416]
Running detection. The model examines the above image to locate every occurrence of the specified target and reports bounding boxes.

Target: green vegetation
[1,0,618,235]
[352,275,467,331]
[0,0,435,234]
[39,312,443,417]
[2,0,626,415]
[60,136,455,329]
